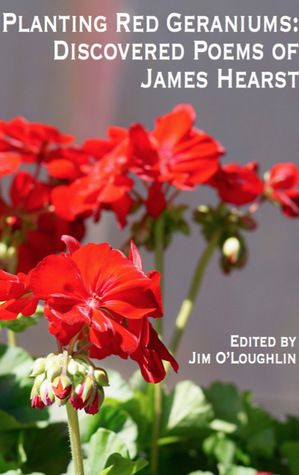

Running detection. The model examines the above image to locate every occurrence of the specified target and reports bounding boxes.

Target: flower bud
[47,363,62,382]
[94,369,109,387]
[39,379,55,406]
[33,372,46,390]
[222,237,241,264]
[30,358,46,377]
[221,235,247,274]
[73,357,91,376]
[84,386,105,415]
[70,376,94,410]
[52,375,72,401]
[6,215,22,232]
[30,386,45,410]
[44,353,59,371]
[197,205,209,214]
[67,359,79,375]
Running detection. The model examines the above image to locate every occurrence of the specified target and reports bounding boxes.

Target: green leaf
[122,382,156,451]
[241,405,275,458]
[82,432,148,475]
[0,306,44,333]
[209,419,237,434]
[2,471,45,475]
[275,416,299,444]
[0,431,26,472]
[203,433,236,464]
[0,409,28,431]
[280,441,299,475]
[218,464,257,475]
[161,381,213,436]
[101,454,147,474]
[80,404,138,458]
[104,369,134,402]
[186,472,214,475]
[0,345,48,425]
[0,344,34,380]
[204,383,247,429]
[21,422,69,475]
[87,428,129,472]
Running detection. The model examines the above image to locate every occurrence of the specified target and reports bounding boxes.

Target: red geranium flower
[0,270,38,320]
[51,128,133,227]
[209,161,264,205]
[264,162,299,217]
[29,239,162,360]
[46,146,90,182]
[0,170,85,273]
[127,241,178,382]
[0,116,73,164]
[128,316,179,383]
[0,152,21,176]
[129,104,225,190]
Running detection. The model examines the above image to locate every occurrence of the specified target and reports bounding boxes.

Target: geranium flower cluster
[209,161,299,216]
[1,107,298,277]
[0,235,178,385]
[0,117,85,273]
[30,352,109,414]
[49,104,225,227]
[0,104,298,382]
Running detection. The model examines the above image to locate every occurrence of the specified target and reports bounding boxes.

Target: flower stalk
[154,213,165,337]
[7,329,17,346]
[151,382,163,474]
[168,230,221,359]
[66,401,85,475]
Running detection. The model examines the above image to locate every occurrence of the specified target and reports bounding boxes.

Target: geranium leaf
[101,454,147,474]
[161,380,213,436]
[0,306,43,333]
[280,441,299,475]
[80,404,138,458]
[218,465,257,475]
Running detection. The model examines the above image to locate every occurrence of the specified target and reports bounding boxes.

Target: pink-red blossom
[209,161,264,205]
[264,162,299,217]
[129,104,225,190]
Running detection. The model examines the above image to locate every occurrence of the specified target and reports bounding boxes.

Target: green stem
[151,383,162,474]
[6,252,17,347]
[66,402,85,475]
[154,214,165,337]
[168,231,221,358]
[7,329,17,346]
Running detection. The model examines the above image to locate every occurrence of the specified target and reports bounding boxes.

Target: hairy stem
[66,402,85,475]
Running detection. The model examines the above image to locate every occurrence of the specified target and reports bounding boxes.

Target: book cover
[0,1,298,474]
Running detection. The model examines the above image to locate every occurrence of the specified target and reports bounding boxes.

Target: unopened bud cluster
[30,353,109,415]
[194,204,254,274]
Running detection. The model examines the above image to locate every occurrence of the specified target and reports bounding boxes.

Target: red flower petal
[0,152,21,176]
